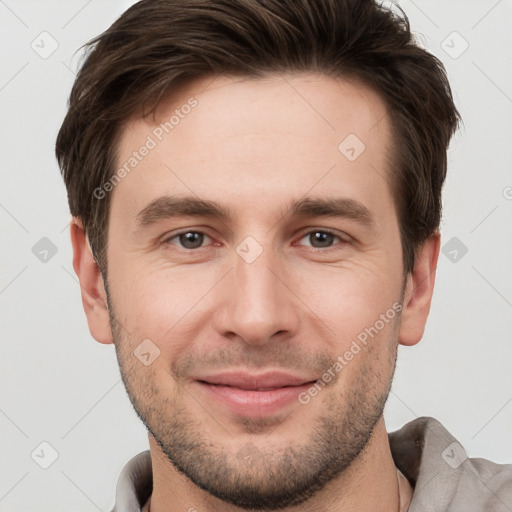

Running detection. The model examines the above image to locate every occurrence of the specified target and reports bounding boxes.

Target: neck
[147,416,403,512]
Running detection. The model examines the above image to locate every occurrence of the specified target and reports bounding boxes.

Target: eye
[162,228,348,251]
[296,229,347,249]
[165,230,212,250]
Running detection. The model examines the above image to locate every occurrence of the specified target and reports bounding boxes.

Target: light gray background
[1,0,511,510]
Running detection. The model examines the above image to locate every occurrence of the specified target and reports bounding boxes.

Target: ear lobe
[398,231,440,347]
[70,218,114,345]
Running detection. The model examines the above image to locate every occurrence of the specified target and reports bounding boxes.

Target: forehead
[112,73,394,227]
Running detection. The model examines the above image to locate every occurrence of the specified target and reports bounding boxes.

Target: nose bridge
[235,240,277,304]
[216,238,298,345]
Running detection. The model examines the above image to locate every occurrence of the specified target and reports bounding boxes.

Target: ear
[70,218,113,345]
[398,231,440,346]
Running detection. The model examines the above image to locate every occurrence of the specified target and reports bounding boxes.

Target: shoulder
[389,416,512,511]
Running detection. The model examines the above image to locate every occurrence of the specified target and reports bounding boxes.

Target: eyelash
[162,228,350,251]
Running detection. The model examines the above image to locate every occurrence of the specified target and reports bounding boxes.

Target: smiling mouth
[195,379,317,418]
[198,381,315,391]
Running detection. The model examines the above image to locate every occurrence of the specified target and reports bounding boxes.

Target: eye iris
[179,232,204,249]
[311,231,334,248]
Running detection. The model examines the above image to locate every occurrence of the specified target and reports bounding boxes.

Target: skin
[71,73,439,511]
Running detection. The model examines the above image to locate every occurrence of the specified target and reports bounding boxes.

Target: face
[104,73,406,508]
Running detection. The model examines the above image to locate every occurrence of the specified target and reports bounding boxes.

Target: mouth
[194,371,317,417]
[202,384,294,391]
[196,370,315,389]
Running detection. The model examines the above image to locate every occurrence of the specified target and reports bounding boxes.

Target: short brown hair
[56,0,460,276]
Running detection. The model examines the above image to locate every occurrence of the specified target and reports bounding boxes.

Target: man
[55,0,511,510]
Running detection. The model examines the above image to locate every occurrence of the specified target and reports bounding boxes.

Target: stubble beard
[107,287,400,510]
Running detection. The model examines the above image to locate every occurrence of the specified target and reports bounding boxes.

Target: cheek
[109,262,220,354]
[294,261,400,343]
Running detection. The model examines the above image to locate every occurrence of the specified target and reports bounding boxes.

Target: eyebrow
[136,196,231,227]
[287,196,375,228]
[135,195,375,229]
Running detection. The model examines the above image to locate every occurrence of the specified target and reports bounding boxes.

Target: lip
[196,371,314,389]
[194,371,316,417]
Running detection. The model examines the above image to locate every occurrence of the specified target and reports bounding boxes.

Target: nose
[213,241,300,346]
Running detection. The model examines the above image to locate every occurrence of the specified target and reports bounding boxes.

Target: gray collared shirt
[111,416,512,511]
